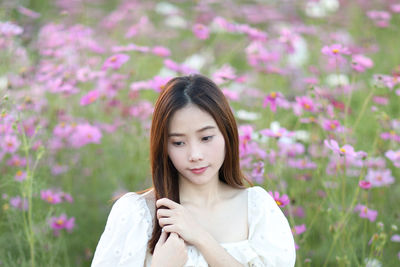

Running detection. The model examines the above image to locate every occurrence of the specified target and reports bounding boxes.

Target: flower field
[1,0,400,266]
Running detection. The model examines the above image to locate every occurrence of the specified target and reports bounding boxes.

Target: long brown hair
[148,74,251,253]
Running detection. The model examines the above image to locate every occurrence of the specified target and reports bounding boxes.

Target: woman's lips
[190,166,208,174]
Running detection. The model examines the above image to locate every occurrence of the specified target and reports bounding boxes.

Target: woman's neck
[178,178,229,209]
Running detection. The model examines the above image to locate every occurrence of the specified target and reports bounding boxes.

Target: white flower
[165,15,187,28]
[364,258,382,267]
[305,0,340,18]
[183,53,207,71]
[0,76,8,90]
[155,2,179,15]
[294,130,310,142]
[288,36,309,67]
[157,67,177,77]
[325,74,349,87]
[235,110,261,121]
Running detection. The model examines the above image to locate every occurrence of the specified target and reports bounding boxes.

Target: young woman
[91,74,296,266]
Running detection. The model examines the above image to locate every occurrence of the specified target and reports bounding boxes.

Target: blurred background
[1,0,399,266]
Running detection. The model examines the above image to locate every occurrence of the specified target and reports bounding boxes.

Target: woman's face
[167,104,226,186]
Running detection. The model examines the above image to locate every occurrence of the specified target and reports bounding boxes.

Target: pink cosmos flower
[372,96,388,106]
[152,46,171,57]
[295,96,317,113]
[129,101,154,121]
[279,142,305,157]
[68,124,102,148]
[351,54,373,72]
[391,4,400,13]
[80,89,100,106]
[212,16,236,32]
[49,214,75,236]
[41,189,62,204]
[354,204,378,222]
[373,74,400,90]
[322,119,341,131]
[148,76,171,92]
[380,131,400,142]
[0,21,23,36]
[61,192,74,203]
[19,118,38,138]
[163,59,196,75]
[385,150,400,167]
[289,206,305,218]
[304,77,319,85]
[260,127,295,138]
[17,6,41,19]
[321,44,351,57]
[391,234,400,242]
[367,10,391,27]
[130,80,150,92]
[192,24,209,40]
[222,88,239,101]
[269,191,290,207]
[125,16,148,38]
[293,224,306,235]
[7,155,27,167]
[2,135,21,153]
[164,59,181,72]
[112,43,150,53]
[324,139,367,158]
[263,92,285,113]
[238,125,256,157]
[365,168,395,187]
[53,122,74,139]
[287,158,317,169]
[212,65,236,85]
[251,161,264,184]
[15,170,27,182]
[10,196,28,210]
[365,157,386,169]
[102,54,130,71]
[51,164,69,176]
[359,180,372,190]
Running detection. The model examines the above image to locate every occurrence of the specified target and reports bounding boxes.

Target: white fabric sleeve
[91,192,151,267]
[245,186,296,267]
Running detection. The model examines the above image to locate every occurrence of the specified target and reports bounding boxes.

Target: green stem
[353,86,376,131]
[21,121,35,267]
[323,184,361,266]
[344,73,356,144]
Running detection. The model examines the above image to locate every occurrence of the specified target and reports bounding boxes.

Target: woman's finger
[158,217,174,228]
[156,229,167,247]
[163,225,178,235]
[156,198,180,209]
[156,208,174,219]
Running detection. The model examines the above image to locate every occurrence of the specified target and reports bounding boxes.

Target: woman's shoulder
[247,185,278,209]
[110,191,150,215]
[247,185,270,196]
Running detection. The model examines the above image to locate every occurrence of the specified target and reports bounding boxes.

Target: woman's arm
[156,198,244,267]
[194,231,244,267]
[151,231,188,267]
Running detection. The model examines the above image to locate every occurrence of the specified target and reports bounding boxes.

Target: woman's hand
[151,231,188,267]
[156,198,206,246]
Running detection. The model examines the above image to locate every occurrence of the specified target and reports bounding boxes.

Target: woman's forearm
[194,232,244,267]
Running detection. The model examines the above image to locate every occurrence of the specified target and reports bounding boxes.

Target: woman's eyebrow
[168,125,216,137]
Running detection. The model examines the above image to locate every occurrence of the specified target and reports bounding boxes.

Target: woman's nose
[188,144,203,162]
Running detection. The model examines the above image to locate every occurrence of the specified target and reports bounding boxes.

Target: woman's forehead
[168,104,217,133]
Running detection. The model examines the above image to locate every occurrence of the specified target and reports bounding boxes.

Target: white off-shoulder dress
[91,186,296,267]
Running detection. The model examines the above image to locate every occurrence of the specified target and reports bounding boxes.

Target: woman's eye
[202,136,214,142]
[172,141,184,146]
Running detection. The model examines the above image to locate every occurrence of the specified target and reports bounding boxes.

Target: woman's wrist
[193,230,214,251]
